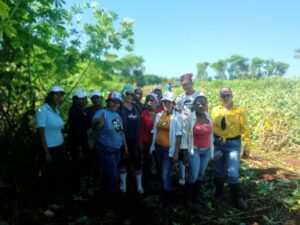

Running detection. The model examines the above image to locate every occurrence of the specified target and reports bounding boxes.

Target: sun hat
[161,92,176,102]
[72,88,88,98]
[90,90,103,98]
[107,91,122,102]
[49,86,65,93]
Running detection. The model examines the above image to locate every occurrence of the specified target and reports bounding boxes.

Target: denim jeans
[96,143,121,200]
[187,148,211,184]
[155,145,173,191]
[213,138,241,184]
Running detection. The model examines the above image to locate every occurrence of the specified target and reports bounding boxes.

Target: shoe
[179,178,185,186]
[43,209,55,217]
[72,194,88,201]
[137,187,144,194]
[48,204,64,211]
[230,183,248,210]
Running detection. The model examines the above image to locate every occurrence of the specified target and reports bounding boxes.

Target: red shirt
[140,109,156,146]
[193,122,212,149]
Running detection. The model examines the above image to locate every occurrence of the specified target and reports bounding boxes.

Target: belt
[214,134,241,141]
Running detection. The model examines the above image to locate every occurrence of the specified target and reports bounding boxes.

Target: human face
[162,100,174,113]
[182,81,193,94]
[221,94,233,106]
[194,97,207,114]
[108,99,121,111]
[135,90,143,101]
[52,92,65,106]
[78,97,88,108]
[146,96,156,110]
[124,91,134,103]
[91,96,102,107]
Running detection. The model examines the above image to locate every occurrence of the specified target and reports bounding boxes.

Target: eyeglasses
[125,92,134,97]
[221,94,232,98]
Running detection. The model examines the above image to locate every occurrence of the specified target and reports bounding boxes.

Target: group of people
[35,73,251,216]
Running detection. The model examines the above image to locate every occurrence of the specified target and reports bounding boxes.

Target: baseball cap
[49,86,65,93]
[107,91,122,102]
[90,90,103,98]
[121,85,135,96]
[161,92,176,102]
[220,87,232,97]
[72,88,88,98]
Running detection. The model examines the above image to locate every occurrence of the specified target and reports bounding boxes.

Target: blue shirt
[35,103,64,148]
[93,109,123,149]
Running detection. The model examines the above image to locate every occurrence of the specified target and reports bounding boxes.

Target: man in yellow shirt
[211,87,250,210]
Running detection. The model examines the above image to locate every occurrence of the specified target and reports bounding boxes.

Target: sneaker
[179,178,185,186]
[137,187,144,194]
[43,209,55,217]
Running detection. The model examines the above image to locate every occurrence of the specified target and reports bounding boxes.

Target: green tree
[227,55,249,79]
[196,62,210,80]
[250,57,265,78]
[211,59,227,80]
[294,49,300,59]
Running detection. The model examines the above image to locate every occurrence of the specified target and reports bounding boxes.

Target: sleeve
[139,112,146,146]
[175,95,182,109]
[175,113,183,136]
[180,114,191,149]
[35,107,46,128]
[239,109,251,150]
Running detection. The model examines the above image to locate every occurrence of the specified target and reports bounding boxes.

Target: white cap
[49,86,65,93]
[72,88,88,98]
[90,90,103,98]
[107,91,122,102]
[193,92,207,102]
[161,91,176,102]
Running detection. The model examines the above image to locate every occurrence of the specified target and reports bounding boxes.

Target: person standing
[85,90,103,124]
[175,73,203,186]
[150,92,182,203]
[93,91,128,212]
[133,88,144,112]
[212,87,250,210]
[118,85,144,194]
[35,86,66,217]
[139,92,159,188]
[181,94,214,205]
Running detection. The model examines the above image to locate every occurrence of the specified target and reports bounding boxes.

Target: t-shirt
[93,109,123,149]
[84,105,102,125]
[193,122,212,149]
[35,103,64,148]
[175,91,202,118]
[156,112,171,148]
[124,107,139,139]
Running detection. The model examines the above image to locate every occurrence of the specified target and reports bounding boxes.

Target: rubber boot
[135,173,144,194]
[214,177,224,203]
[193,180,205,205]
[119,172,127,193]
[230,183,248,210]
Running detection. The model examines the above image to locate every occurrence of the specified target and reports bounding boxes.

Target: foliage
[198,55,289,80]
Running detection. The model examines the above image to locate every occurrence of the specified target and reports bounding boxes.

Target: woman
[93,91,128,211]
[67,88,90,200]
[150,92,182,203]
[139,92,159,188]
[35,86,66,217]
[211,87,250,210]
[181,94,214,205]
[118,85,143,193]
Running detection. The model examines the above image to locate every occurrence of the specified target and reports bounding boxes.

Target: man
[175,73,203,185]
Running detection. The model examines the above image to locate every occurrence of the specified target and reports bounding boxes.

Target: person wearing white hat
[85,90,104,125]
[35,85,66,217]
[175,73,204,186]
[150,91,182,205]
[67,88,90,200]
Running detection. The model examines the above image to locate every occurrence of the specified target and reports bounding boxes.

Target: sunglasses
[221,94,232,98]
[125,92,134,97]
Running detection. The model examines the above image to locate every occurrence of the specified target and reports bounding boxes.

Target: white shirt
[175,91,202,118]
[35,103,64,148]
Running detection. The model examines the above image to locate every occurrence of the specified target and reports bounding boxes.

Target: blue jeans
[187,148,211,184]
[155,145,173,191]
[213,138,241,184]
[96,143,121,200]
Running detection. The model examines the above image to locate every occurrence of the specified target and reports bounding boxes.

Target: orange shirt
[156,112,172,148]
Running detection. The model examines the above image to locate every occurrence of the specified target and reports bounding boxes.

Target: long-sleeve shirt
[211,104,251,150]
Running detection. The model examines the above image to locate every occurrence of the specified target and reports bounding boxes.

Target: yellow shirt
[211,104,250,150]
[156,112,171,148]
